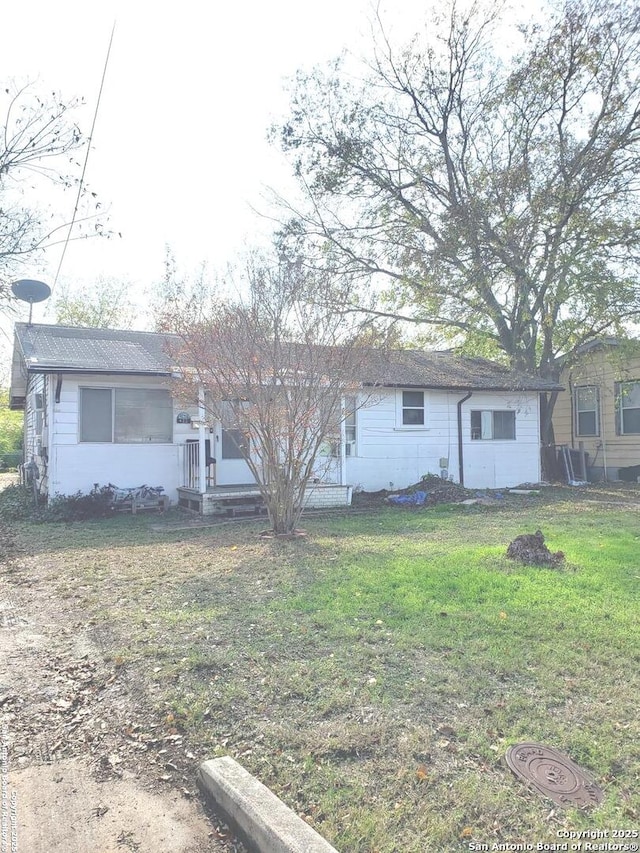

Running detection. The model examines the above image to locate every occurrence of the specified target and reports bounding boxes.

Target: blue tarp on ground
[388,490,428,506]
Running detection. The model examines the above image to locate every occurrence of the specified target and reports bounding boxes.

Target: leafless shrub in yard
[162,251,391,535]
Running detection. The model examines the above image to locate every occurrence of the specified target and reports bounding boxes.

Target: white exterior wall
[48,374,198,503]
[43,376,541,502]
[461,391,540,489]
[345,388,540,491]
[23,374,48,494]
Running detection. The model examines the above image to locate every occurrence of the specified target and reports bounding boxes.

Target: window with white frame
[574,386,600,436]
[616,380,640,434]
[470,409,516,440]
[33,390,44,436]
[344,395,357,456]
[79,388,173,443]
[400,390,425,426]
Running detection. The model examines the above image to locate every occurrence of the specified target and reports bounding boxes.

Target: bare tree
[274,0,640,447]
[1,83,106,303]
[165,254,388,535]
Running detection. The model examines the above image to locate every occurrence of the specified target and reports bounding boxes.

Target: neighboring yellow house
[553,338,640,481]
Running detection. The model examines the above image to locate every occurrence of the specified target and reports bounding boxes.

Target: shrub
[45,486,115,522]
[0,483,39,520]
[0,483,116,522]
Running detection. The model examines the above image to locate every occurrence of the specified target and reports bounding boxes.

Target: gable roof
[9,323,176,408]
[9,322,562,409]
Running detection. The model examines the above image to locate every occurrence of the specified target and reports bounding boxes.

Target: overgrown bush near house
[0,483,38,520]
[45,486,115,522]
[0,483,115,522]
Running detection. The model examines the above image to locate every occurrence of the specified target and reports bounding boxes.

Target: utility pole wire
[52,20,116,292]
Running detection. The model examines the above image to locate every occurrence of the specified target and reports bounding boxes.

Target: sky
[1,0,532,362]
[1,0,415,333]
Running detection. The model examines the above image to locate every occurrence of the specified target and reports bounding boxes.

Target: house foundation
[177,483,352,516]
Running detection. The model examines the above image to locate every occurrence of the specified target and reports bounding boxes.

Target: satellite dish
[11,279,52,324]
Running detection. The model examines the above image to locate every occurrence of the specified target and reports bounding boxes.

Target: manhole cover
[505,743,603,808]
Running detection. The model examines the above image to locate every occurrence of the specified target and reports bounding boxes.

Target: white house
[9,323,560,512]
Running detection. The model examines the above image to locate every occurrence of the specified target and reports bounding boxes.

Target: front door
[214,425,256,486]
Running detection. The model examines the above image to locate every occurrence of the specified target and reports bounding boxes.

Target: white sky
[1,0,531,355]
[1,0,404,330]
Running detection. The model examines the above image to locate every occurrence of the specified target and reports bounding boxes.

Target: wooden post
[198,386,207,496]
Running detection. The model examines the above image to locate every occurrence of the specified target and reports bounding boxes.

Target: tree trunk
[540,391,558,447]
[540,391,560,482]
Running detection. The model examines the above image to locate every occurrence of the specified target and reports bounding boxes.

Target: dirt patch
[9,758,212,853]
[0,522,243,853]
[506,530,565,566]
[353,478,469,507]
[0,519,22,567]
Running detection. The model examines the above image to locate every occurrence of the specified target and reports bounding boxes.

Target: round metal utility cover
[505,743,603,808]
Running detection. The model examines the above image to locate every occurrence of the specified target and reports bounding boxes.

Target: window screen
[402,390,425,425]
[221,428,247,459]
[80,388,113,442]
[114,389,173,443]
[471,410,515,440]
[619,381,640,434]
[80,388,172,443]
[575,386,599,436]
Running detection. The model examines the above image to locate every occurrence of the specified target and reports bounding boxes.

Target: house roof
[9,322,562,409]
[373,349,562,392]
[9,323,176,408]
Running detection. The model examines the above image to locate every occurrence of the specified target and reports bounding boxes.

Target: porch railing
[183,441,199,490]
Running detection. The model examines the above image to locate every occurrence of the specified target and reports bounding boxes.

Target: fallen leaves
[415,764,429,781]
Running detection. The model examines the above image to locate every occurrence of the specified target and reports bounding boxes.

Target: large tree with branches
[1,83,104,305]
[274,0,640,445]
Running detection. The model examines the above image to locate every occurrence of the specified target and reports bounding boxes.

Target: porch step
[177,487,264,516]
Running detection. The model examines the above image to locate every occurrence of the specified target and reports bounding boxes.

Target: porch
[179,422,352,515]
[177,483,353,516]
[177,484,264,516]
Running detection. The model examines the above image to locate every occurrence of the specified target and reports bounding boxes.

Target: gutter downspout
[457,391,473,487]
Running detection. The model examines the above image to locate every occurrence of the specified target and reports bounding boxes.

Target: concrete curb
[198,757,340,853]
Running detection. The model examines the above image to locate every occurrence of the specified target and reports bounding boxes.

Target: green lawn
[3,485,639,852]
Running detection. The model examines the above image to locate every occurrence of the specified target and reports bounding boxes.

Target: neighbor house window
[574,386,600,436]
[616,381,640,434]
[80,388,173,443]
[470,410,516,440]
[401,390,425,425]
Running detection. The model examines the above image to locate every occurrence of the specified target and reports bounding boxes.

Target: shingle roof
[9,324,176,407]
[13,323,176,374]
[10,323,561,409]
[374,349,562,392]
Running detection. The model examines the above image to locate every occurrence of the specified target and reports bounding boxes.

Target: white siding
[23,375,48,494]
[346,388,540,491]
[48,375,198,502]
[461,391,540,489]
[43,375,541,501]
